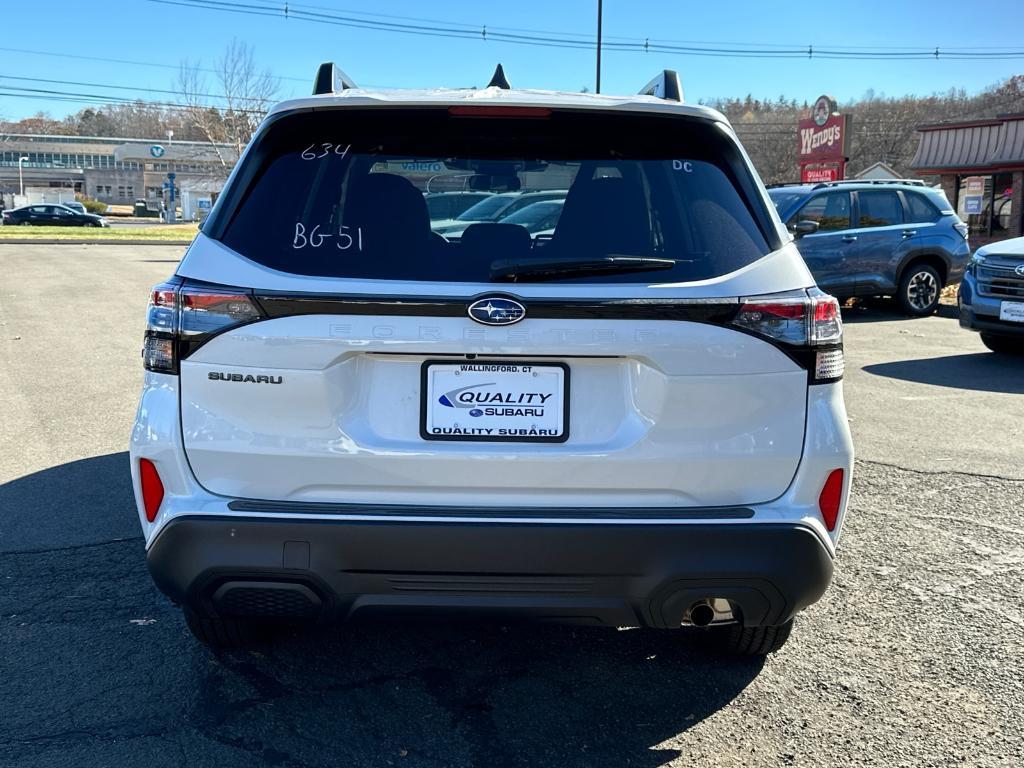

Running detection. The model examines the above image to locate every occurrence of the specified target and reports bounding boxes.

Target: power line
[0,75,270,105]
[144,0,1024,60]
[0,46,308,84]
[0,84,266,116]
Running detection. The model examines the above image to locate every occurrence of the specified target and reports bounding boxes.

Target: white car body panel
[131,373,851,552]
[179,314,808,508]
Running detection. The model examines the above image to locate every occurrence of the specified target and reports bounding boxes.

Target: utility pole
[595,0,603,94]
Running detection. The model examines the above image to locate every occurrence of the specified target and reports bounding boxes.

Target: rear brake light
[142,280,262,374]
[448,106,552,118]
[818,468,844,531]
[139,458,164,523]
[954,221,969,239]
[732,293,843,383]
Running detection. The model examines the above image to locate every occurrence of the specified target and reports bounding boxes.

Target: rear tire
[719,620,794,655]
[980,333,1024,355]
[183,606,269,649]
[896,263,942,316]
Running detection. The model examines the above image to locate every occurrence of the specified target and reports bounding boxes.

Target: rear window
[767,191,805,215]
[213,108,776,283]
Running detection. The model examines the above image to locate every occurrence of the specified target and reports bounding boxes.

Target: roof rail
[487,64,511,90]
[638,70,683,102]
[811,178,926,189]
[312,62,358,96]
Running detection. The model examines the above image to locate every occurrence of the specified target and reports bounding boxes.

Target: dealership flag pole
[596,0,603,94]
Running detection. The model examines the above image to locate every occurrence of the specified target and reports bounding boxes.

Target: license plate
[420,360,569,442]
[999,301,1024,323]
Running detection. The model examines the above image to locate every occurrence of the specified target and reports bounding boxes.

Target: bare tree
[176,39,279,169]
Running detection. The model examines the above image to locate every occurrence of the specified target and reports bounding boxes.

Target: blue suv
[959,236,1024,354]
[768,180,970,316]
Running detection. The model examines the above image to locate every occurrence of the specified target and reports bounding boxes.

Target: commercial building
[911,114,1024,248]
[0,133,238,208]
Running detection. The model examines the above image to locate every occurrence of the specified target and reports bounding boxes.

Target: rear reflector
[818,468,844,531]
[139,458,164,523]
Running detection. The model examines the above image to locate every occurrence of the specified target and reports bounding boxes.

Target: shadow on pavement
[1,453,765,767]
[0,451,140,552]
[187,618,764,768]
[863,352,1024,394]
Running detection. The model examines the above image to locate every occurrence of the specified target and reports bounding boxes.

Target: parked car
[768,180,970,316]
[61,200,88,215]
[959,236,1024,354]
[497,199,564,234]
[131,64,852,655]
[432,190,567,237]
[1,204,108,227]
[424,191,492,222]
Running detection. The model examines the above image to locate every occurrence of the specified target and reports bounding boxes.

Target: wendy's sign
[799,95,848,182]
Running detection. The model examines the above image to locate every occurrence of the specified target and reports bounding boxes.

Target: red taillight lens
[178,286,260,337]
[448,106,551,118]
[139,459,164,523]
[818,468,844,532]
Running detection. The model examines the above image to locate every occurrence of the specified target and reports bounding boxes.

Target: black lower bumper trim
[959,308,1024,336]
[226,499,755,520]
[147,516,833,628]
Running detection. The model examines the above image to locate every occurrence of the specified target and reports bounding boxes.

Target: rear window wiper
[490,255,677,282]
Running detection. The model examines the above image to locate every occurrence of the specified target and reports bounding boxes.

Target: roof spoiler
[312,62,358,95]
[638,70,683,102]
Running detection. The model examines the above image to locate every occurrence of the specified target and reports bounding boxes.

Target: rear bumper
[147,515,834,628]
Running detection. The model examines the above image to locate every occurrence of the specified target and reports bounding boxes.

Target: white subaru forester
[130,64,853,653]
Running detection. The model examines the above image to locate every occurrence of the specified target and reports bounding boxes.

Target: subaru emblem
[467,297,526,326]
[1015,264,1024,277]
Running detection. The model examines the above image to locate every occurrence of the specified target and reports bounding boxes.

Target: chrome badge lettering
[208,372,283,384]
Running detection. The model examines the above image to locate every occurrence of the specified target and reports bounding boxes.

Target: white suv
[130,64,853,654]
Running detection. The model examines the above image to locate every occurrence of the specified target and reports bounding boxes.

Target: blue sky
[1,0,1022,121]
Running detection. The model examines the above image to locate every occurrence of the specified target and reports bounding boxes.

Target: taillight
[142,282,179,373]
[818,468,845,531]
[953,221,969,240]
[142,279,262,374]
[139,458,164,523]
[731,293,844,383]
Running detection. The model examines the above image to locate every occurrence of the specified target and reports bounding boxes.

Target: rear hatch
[162,105,831,509]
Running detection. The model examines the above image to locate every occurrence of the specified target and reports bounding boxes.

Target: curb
[0,239,192,246]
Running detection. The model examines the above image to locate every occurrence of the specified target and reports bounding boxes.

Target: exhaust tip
[688,601,716,627]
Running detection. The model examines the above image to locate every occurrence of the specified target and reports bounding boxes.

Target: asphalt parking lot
[1,244,1022,767]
